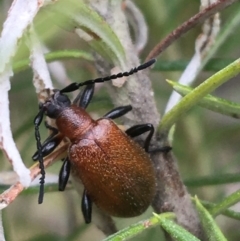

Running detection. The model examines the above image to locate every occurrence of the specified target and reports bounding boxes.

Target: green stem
[159,58,240,134]
[201,200,240,221]
[210,190,240,217]
[103,213,175,241]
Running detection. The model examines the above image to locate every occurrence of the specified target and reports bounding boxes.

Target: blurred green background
[1,0,240,240]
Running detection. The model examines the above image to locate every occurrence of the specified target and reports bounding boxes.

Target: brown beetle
[33,59,169,223]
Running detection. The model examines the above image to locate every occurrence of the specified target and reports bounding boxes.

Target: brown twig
[146,0,238,61]
[0,144,68,208]
[0,140,118,237]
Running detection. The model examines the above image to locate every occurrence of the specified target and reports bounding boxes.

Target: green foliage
[154,213,200,241]
[167,80,240,118]
[195,197,228,241]
[1,0,240,241]
[159,58,240,133]
[103,215,163,241]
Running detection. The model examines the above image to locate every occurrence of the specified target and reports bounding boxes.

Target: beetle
[33,59,170,223]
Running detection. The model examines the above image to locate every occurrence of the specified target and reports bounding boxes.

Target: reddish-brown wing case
[69,119,156,217]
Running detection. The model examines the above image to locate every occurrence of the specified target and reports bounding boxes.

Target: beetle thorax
[56,105,94,141]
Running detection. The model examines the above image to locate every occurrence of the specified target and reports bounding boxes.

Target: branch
[0,144,68,209]
[146,0,238,61]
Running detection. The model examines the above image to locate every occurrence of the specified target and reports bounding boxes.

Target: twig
[164,0,221,113]
[0,144,68,209]
[146,0,238,61]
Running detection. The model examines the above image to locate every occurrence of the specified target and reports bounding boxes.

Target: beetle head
[42,91,71,119]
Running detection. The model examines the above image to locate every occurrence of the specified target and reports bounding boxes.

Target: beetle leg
[148,146,172,153]
[73,84,95,109]
[32,122,63,161]
[32,134,63,160]
[126,124,172,153]
[81,189,92,224]
[59,157,71,191]
[125,124,154,152]
[103,105,132,119]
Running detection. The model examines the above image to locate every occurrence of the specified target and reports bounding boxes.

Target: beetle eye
[56,93,71,107]
[46,103,58,118]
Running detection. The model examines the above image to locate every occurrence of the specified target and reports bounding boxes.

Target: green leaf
[195,197,228,241]
[13,50,93,73]
[103,213,174,241]
[184,173,240,187]
[167,80,240,118]
[76,3,126,66]
[210,189,240,217]
[200,199,240,221]
[159,58,240,134]
[56,0,126,68]
[154,213,200,241]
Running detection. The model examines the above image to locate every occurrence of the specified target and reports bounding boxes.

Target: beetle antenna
[34,108,45,204]
[60,59,156,93]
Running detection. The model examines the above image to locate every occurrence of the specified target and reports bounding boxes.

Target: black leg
[32,122,62,161]
[60,59,156,93]
[148,146,172,153]
[59,157,71,191]
[81,189,92,224]
[125,124,154,152]
[126,124,172,153]
[73,84,95,109]
[103,105,132,119]
[32,134,63,161]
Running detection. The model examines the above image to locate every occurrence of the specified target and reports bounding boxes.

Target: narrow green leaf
[184,173,240,187]
[210,189,240,217]
[102,216,159,241]
[75,8,126,66]
[154,213,200,241]
[200,199,240,221]
[195,197,228,241]
[159,58,240,134]
[103,213,175,241]
[168,80,240,118]
[13,50,93,73]
[61,0,126,68]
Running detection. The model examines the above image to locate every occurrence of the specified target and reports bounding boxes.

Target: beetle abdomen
[69,119,156,217]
